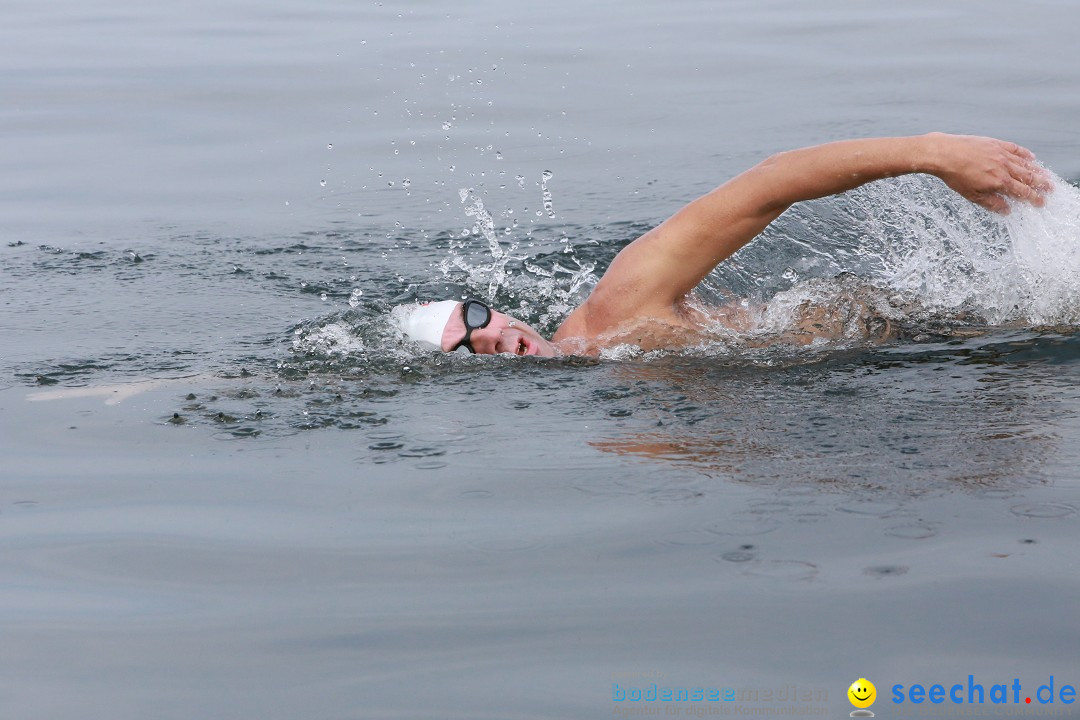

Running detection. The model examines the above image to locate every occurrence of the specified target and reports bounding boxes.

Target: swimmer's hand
[926,132,1053,214]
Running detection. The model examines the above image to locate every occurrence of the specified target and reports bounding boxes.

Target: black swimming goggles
[451,299,492,353]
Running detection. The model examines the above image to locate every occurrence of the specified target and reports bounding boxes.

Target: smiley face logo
[848,678,876,709]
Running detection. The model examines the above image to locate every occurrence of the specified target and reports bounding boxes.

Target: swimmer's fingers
[1002,140,1037,163]
[974,172,1048,216]
[974,181,1039,216]
[973,192,1010,215]
[1011,158,1054,193]
[936,134,1052,214]
[1003,140,1054,194]
[1004,158,1052,205]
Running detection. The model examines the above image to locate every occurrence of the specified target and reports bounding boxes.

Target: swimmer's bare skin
[443,133,1052,356]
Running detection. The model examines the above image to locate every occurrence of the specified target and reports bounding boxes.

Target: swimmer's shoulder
[553,291,636,343]
[552,304,590,342]
[553,293,697,351]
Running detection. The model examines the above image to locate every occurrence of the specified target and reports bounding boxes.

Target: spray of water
[849,172,1080,326]
[437,183,597,330]
[691,172,1080,349]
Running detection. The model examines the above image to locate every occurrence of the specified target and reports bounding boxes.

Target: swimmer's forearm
[671,133,1048,259]
[591,137,935,308]
[640,136,941,274]
[747,135,936,211]
[745,132,1048,215]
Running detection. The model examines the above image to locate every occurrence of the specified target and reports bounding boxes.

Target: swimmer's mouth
[516,338,530,356]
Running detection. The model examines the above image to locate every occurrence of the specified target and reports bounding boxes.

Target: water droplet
[541,170,555,217]
[348,289,363,307]
[320,292,328,301]
[327,143,333,150]
[319,179,326,187]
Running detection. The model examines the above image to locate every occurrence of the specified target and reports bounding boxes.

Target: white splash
[291,322,366,356]
[438,181,597,330]
[1000,175,1080,324]
[440,187,527,300]
[848,172,1080,326]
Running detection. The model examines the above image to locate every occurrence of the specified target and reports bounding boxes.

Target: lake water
[3,1,1080,718]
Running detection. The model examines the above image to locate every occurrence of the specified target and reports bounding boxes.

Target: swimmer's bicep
[601,183,786,307]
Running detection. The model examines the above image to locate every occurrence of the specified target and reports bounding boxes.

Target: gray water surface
[3,1,1080,718]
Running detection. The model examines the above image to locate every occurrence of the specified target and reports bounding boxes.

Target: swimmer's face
[441,303,557,357]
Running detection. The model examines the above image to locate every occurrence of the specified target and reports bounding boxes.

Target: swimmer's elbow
[744,150,810,215]
[745,155,796,216]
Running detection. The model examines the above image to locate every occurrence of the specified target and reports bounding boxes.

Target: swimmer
[401,133,1052,356]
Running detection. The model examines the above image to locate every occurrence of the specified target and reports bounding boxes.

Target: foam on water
[848,172,1080,325]
[291,321,366,357]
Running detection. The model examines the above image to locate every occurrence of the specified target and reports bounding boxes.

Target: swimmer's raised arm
[580,133,1051,323]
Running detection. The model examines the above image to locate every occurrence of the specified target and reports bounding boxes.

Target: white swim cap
[399,300,459,351]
